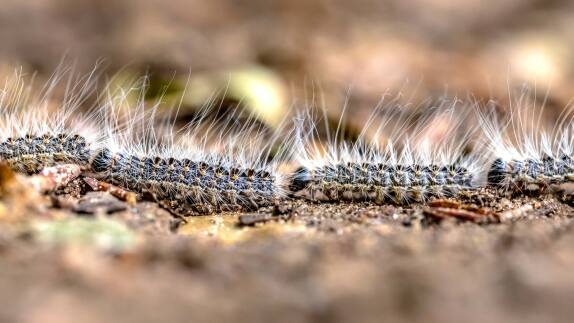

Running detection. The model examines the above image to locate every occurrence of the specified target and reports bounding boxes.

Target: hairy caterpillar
[0,67,103,174]
[290,96,483,205]
[479,89,574,193]
[87,84,292,215]
[0,67,290,216]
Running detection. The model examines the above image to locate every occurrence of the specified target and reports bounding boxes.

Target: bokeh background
[1,0,574,126]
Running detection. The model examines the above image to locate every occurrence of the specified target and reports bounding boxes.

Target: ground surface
[1,168,574,323]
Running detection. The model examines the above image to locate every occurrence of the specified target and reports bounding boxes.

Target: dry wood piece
[424,199,498,223]
[84,177,137,206]
[424,207,488,222]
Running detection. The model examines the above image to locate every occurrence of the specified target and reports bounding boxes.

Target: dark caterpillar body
[488,155,574,191]
[291,162,474,204]
[0,133,91,174]
[90,148,277,215]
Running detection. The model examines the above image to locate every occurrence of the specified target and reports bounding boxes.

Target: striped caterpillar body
[488,155,574,192]
[0,133,91,174]
[290,97,482,205]
[478,90,574,192]
[292,162,474,204]
[89,80,289,216]
[89,148,278,214]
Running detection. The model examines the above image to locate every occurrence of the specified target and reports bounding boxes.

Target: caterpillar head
[90,148,114,173]
[289,166,311,192]
[487,158,509,186]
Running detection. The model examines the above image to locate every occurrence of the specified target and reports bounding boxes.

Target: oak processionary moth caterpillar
[0,67,102,174]
[479,91,574,193]
[86,82,291,216]
[289,97,484,205]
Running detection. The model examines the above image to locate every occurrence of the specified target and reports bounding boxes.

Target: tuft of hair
[290,94,484,205]
[477,87,574,193]
[0,65,104,174]
[88,80,293,216]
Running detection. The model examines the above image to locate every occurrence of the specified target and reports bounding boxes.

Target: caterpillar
[86,83,292,215]
[479,89,574,193]
[290,96,483,205]
[0,68,291,216]
[0,66,103,174]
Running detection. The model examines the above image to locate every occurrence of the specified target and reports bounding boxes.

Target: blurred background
[1,0,574,129]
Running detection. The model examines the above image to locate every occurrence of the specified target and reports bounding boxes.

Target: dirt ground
[1,169,574,323]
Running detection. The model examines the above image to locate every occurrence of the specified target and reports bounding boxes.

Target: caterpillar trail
[479,89,574,193]
[0,66,103,174]
[290,96,482,205]
[88,84,292,215]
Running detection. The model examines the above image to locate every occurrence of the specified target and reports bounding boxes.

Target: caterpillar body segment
[290,96,483,205]
[89,148,279,214]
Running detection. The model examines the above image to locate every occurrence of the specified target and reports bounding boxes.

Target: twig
[83,177,137,206]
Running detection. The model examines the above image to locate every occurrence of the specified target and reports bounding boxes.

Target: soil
[1,175,574,323]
